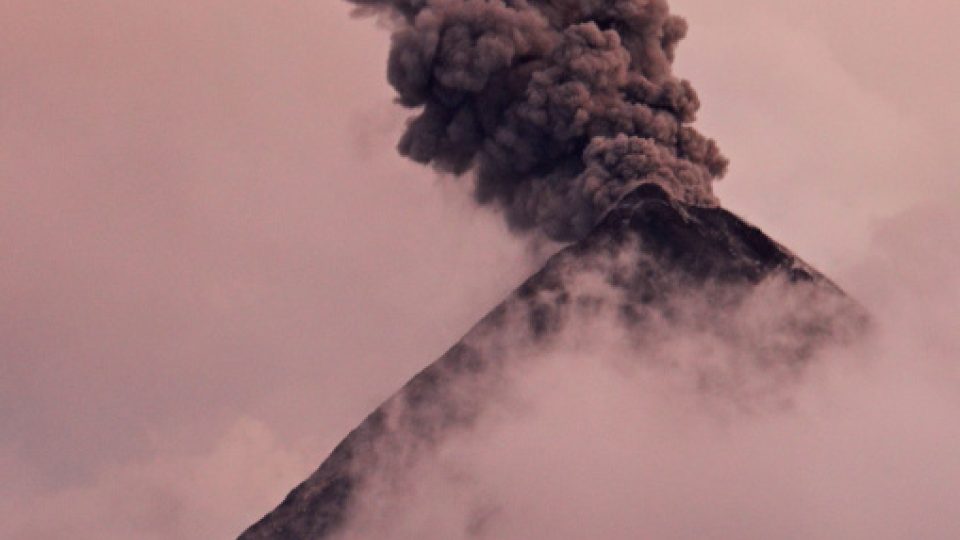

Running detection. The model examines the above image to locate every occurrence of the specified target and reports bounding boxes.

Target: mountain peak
[239,189,866,539]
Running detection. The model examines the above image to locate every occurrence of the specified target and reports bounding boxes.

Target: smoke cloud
[349,0,728,240]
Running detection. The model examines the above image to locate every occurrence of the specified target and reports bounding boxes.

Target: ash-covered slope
[239,185,865,539]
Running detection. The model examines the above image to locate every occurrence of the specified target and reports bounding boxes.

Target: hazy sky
[1,1,958,538]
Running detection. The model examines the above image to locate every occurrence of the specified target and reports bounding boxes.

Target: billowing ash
[349,0,728,241]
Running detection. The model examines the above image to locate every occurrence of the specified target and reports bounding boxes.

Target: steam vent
[239,184,866,539]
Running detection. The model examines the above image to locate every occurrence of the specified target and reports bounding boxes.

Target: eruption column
[350,0,728,240]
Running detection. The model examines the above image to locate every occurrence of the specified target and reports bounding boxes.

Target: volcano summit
[239,184,865,539]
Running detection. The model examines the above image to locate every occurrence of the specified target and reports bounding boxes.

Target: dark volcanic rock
[238,185,865,539]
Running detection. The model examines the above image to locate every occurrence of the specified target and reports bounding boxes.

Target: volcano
[238,184,866,539]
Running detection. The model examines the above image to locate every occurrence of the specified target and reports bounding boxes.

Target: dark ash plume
[349,0,728,241]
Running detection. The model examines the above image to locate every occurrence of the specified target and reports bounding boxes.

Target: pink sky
[1,1,958,538]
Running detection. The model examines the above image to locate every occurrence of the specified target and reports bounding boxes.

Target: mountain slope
[239,184,865,539]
